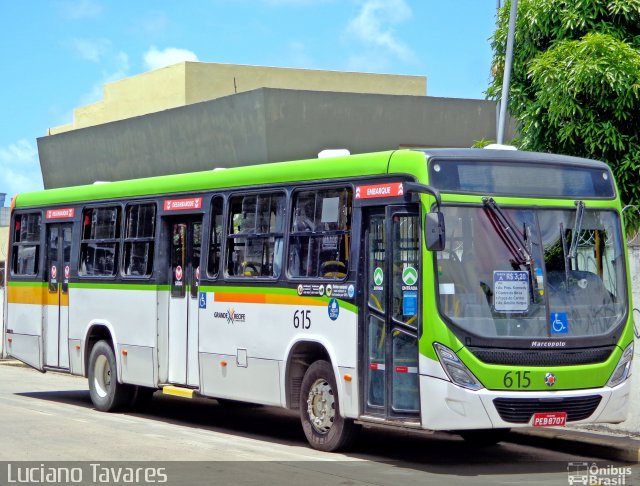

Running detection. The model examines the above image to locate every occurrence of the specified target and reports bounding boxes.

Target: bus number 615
[293,309,311,329]
[503,371,531,388]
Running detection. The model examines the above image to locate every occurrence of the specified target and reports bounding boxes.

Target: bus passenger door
[362,206,421,421]
[167,218,202,386]
[44,223,72,369]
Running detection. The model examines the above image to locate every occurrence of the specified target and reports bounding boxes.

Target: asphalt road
[0,362,636,486]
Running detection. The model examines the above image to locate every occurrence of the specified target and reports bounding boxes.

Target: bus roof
[15,150,408,208]
[14,148,613,209]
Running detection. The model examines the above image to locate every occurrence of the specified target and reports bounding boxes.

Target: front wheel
[299,360,356,452]
[88,340,134,412]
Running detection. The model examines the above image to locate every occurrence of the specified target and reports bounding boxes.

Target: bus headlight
[607,342,634,388]
[434,343,483,391]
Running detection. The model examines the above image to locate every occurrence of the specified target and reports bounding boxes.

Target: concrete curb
[507,428,640,463]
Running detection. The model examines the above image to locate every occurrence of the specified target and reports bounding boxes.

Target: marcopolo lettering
[530,341,566,348]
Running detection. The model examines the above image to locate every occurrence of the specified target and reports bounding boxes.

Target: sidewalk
[0,358,28,367]
[507,428,640,463]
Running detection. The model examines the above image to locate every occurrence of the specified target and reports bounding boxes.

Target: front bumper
[419,374,631,431]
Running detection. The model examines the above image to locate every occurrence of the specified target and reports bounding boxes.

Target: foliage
[471,138,522,149]
[471,138,494,148]
[487,0,640,234]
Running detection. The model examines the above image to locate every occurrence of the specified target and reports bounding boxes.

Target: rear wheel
[300,360,356,452]
[88,340,134,412]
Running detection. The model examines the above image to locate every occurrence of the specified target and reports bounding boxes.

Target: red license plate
[531,412,567,427]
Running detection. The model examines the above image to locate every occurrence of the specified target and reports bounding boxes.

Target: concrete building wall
[38,88,505,189]
[40,88,269,187]
[262,90,498,161]
[49,62,426,135]
[184,62,426,104]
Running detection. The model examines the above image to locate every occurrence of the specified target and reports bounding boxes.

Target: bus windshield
[436,205,626,340]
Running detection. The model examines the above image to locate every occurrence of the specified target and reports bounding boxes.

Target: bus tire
[300,360,356,452]
[88,340,134,412]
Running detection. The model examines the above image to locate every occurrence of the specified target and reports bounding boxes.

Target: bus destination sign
[164,197,203,211]
[355,182,404,200]
[45,208,75,220]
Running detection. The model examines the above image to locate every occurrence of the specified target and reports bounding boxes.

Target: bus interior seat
[320,260,346,278]
[241,261,260,277]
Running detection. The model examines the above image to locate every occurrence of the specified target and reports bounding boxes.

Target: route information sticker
[493,271,529,313]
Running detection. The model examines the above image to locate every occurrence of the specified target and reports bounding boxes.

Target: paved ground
[0,362,637,486]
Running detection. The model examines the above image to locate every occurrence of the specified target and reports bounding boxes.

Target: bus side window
[11,212,41,276]
[79,206,121,277]
[122,203,156,277]
[288,187,352,279]
[207,196,224,278]
[226,192,285,278]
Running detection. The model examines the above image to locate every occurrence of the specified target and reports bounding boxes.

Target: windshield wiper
[482,197,532,267]
[569,201,585,259]
[559,222,570,290]
[560,200,585,289]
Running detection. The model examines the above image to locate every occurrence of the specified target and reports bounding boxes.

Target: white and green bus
[4,148,633,450]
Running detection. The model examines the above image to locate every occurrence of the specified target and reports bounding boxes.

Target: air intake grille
[493,395,602,424]
[468,346,614,366]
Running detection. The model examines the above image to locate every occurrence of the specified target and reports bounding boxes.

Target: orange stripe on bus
[214,292,266,304]
[213,292,326,306]
[265,294,326,306]
[8,286,70,306]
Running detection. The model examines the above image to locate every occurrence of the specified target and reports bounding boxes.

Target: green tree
[488,0,640,233]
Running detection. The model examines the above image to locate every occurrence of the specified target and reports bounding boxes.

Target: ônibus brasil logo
[402,266,418,286]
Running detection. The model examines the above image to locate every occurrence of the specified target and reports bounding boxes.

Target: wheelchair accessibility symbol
[550,312,568,334]
[199,292,207,309]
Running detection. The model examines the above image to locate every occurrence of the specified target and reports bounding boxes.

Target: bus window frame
[77,203,123,280]
[9,210,43,279]
[285,184,353,282]
[120,201,158,280]
[205,194,226,280]
[224,189,287,280]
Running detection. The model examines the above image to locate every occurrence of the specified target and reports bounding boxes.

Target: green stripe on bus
[7,281,47,288]
[69,282,170,291]
[14,151,399,208]
[199,285,358,313]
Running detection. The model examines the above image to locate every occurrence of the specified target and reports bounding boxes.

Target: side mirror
[425,212,445,251]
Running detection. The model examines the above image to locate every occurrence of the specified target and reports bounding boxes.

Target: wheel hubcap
[94,354,111,399]
[307,378,335,434]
